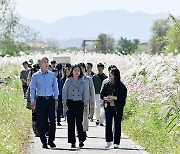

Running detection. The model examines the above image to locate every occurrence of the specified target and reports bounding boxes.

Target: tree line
[0,0,180,56]
[89,15,180,55]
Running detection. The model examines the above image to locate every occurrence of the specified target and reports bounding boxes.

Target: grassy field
[0,65,32,154]
[123,95,179,154]
[0,52,179,153]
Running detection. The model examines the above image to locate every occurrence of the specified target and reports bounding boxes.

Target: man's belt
[38,95,53,99]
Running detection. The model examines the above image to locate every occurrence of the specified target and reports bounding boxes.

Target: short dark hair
[56,63,62,70]
[87,63,93,68]
[108,65,117,72]
[69,64,84,79]
[33,64,40,70]
[97,63,104,68]
[22,61,28,65]
[51,60,56,64]
[66,63,71,68]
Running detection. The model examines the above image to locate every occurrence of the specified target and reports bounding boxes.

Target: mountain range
[19,9,168,48]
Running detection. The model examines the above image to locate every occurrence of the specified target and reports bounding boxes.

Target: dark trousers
[67,100,86,144]
[57,95,63,122]
[36,96,56,145]
[22,85,28,98]
[105,106,124,145]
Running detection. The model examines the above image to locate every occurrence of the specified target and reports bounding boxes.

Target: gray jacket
[84,75,95,103]
[62,77,88,106]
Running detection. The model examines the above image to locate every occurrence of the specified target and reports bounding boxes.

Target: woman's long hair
[69,64,84,79]
[110,68,121,85]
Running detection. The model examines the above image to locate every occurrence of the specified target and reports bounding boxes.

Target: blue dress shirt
[30,70,59,102]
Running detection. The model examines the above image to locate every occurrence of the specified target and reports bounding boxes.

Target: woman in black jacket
[100,68,127,149]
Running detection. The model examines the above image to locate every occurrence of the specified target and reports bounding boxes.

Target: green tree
[116,37,139,55]
[165,15,180,55]
[0,0,21,55]
[95,33,115,53]
[0,0,39,56]
[148,19,171,54]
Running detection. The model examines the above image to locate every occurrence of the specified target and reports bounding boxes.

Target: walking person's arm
[52,74,59,110]
[83,81,89,113]
[30,75,36,110]
[89,78,95,108]
[62,79,69,111]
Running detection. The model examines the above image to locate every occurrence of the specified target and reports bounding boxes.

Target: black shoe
[96,120,99,125]
[71,144,76,148]
[79,141,84,148]
[100,123,104,126]
[57,122,62,126]
[48,141,56,148]
[42,144,48,149]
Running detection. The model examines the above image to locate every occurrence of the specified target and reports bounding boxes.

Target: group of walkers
[20,57,127,149]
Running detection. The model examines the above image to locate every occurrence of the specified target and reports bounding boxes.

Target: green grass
[122,95,180,154]
[0,65,32,154]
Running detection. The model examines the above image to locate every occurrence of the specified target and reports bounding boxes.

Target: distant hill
[19,9,168,48]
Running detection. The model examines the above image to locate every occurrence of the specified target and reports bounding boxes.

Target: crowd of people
[20,57,127,149]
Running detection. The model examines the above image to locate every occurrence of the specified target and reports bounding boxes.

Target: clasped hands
[103,96,117,102]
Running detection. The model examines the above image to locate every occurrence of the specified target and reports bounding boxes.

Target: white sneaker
[105,142,112,148]
[114,144,119,149]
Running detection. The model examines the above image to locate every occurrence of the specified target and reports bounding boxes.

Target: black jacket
[92,73,107,94]
[100,81,127,110]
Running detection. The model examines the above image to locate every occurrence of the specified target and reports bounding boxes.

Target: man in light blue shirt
[30,57,59,149]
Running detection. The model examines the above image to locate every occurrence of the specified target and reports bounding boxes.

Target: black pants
[36,96,56,145]
[22,85,28,99]
[57,95,63,122]
[105,106,124,145]
[67,99,86,144]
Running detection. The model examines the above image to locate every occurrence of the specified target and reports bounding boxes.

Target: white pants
[95,94,104,124]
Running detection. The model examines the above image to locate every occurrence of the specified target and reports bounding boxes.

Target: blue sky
[16,0,180,23]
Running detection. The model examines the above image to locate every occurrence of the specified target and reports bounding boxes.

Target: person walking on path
[100,68,127,149]
[79,63,95,135]
[62,67,71,121]
[62,64,88,148]
[92,63,107,126]
[20,61,30,99]
[53,67,64,126]
[26,64,40,137]
[30,57,59,149]
[86,63,95,121]
[86,63,95,78]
